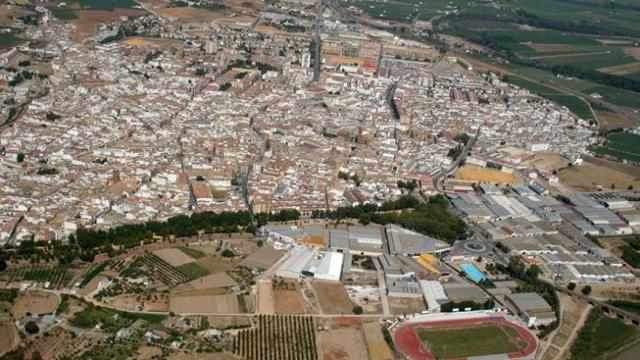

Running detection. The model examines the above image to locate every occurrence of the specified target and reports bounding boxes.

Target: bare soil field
[558,159,640,192]
[300,234,326,248]
[206,315,251,329]
[169,293,239,314]
[597,110,639,130]
[153,248,196,267]
[526,43,574,52]
[529,152,569,172]
[12,291,59,319]
[78,275,104,297]
[169,353,240,360]
[312,280,355,315]
[0,4,33,27]
[585,155,640,177]
[109,293,169,312]
[0,322,18,355]
[361,321,394,360]
[258,280,275,314]
[119,37,183,48]
[182,272,238,290]
[456,165,518,184]
[590,281,640,302]
[274,288,305,314]
[239,245,284,270]
[598,61,640,76]
[153,7,225,22]
[388,297,426,315]
[624,47,640,60]
[28,326,93,360]
[137,346,162,360]
[71,9,147,39]
[317,326,369,360]
[195,256,236,273]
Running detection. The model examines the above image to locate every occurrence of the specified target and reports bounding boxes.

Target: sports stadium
[392,311,538,360]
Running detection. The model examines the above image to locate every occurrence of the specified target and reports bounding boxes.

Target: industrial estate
[0,1,640,360]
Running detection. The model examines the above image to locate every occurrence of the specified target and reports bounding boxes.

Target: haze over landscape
[0,1,640,360]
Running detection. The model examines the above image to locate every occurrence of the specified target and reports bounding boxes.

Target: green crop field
[415,323,528,359]
[571,309,640,360]
[177,262,211,279]
[592,131,640,163]
[71,0,139,11]
[339,0,468,23]
[584,85,640,108]
[0,32,23,49]
[178,246,206,259]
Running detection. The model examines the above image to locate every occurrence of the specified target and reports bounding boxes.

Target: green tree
[16,152,25,163]
[567,282,576,291]
[352,306,363,315]
[582,285,592,296]
[25,320,39,334]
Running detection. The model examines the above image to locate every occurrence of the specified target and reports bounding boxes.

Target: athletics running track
[393,316,537,360]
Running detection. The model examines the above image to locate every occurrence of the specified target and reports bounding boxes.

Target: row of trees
[2,195,467,264]
[310,195,468,243]
[440,299,495,312]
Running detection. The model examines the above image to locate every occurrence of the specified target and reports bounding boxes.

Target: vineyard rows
[119,252,190,286]
[233,315,317,360]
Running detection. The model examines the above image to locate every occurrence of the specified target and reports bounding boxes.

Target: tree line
[311,195,468,244]
[1,195,467,264]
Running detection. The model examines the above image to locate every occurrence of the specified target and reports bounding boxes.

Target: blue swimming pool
[460,263,487,283]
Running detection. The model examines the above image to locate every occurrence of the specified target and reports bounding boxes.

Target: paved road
[373,258,391,316]
[433,126,481,191]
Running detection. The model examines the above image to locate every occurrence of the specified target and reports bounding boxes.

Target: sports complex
[392,311,538,360]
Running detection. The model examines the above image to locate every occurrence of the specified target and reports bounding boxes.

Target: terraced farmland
[233,315,318,360]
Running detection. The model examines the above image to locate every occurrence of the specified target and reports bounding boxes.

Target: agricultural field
[233,315,317,360]
[311,280,355,314]
[455,165,519,184]
[0,263,72,289]
[0,32,23,49]
[592,131,640,163]
[362,321,394,360]
[12,291,59,319]
[388,296,426,315]
[46,1,147,38]
[0,321,18,355]
[433,1,640,112]
[70,304,166,332]
[153,248,197,267]
[584,85,640,108]
[571,308,640,360]
[339,0,468,23]
[316,317,370,360]
[119,252,193,286]
[272,278,305,314]
[415,323,529,359]
[557,160,640,192]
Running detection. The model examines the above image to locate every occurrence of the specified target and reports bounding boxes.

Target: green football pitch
[415,323,528,359]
